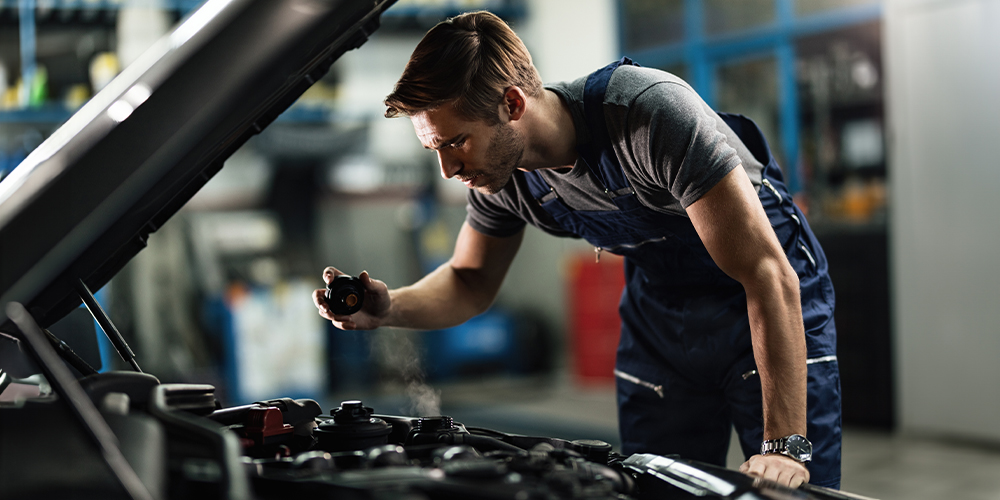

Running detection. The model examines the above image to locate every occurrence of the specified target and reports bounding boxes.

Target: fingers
[322,266,344,284]
[359,270,374,291]
[314,288,360,327]
[743,456,767,477]
[331,316,357,330]
[740,454,809,489]
[787,471,806,489]
[313,288,327,312]
[313,288,335,320]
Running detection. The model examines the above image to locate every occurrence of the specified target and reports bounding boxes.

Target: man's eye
[452,139,466,148]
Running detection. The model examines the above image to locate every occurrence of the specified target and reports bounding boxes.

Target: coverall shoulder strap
[716,112,774,169]
[580,57,641,195]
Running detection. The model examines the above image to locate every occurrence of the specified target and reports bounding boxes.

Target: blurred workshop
[1,1,998,499]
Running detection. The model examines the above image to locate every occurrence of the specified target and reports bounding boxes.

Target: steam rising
[374,329,441,416]
[406,378,441,416]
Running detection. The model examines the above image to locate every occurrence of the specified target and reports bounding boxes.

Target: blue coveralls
[524,59,842,488]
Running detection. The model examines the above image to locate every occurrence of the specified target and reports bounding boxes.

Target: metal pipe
[75,279,142,372]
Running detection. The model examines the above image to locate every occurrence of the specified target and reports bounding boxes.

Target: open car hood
[0,0,395,330]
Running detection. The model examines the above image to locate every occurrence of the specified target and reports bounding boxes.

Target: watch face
[785,434,813,462]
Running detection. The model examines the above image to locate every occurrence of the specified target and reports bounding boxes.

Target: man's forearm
[745,263,808,440]
[740,268,813,488]
[383,261,497,330]
[379,223,523,331]
[747,268,807,440]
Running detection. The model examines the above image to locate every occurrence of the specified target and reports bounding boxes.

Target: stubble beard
[475,122,524,195]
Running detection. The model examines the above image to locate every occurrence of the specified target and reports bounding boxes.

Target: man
[313,11,840,489]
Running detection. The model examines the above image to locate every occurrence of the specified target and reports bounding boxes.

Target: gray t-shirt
[466,65,764,239]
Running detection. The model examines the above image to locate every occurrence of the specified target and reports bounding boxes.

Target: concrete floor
[345,374,1000,500]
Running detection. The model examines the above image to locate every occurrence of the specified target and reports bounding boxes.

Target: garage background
[2,1,998,498]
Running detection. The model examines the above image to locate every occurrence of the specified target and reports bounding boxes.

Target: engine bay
[0,361,864,500]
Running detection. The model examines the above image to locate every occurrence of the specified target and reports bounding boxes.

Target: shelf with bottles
[0,54,350,128]
[794,21,886,227]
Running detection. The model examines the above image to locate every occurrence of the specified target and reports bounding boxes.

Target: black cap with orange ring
[325,274,365,315]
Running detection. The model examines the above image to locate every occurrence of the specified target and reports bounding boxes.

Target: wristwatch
[760,434,812,463]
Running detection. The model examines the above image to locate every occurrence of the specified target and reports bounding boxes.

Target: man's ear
[501,86,527,122]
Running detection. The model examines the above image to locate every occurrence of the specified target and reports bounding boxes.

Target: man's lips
[461,174,481,188]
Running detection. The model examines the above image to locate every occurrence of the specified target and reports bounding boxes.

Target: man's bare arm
[314,222,524,331]
[686,165,810,487]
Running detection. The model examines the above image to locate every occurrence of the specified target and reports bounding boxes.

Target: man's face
[411,102,524,195]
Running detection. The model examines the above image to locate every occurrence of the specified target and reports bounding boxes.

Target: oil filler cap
[571,439,613,464]
[325,275,365,315]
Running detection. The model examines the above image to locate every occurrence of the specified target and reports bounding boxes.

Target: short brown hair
[384,11,543,125]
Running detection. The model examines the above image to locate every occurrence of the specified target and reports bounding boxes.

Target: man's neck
[517,89,578,172]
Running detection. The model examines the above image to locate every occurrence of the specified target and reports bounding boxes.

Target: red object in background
[568,252,625,384]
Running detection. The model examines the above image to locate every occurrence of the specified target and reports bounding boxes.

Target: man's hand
[739,454,810,489]
[313,267,391,330]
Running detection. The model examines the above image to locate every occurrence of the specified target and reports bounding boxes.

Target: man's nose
[437,150,462,179]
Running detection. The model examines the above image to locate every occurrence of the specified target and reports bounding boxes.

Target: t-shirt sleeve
[465,188,527,238]
[622,82,741,208]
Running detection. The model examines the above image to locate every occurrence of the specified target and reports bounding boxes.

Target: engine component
[242,407,293,446]
[407,415,464,445]
[571,439,614,464]
[314,400,392,452]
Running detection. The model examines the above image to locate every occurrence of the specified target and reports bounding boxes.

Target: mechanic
[312,11,841,490]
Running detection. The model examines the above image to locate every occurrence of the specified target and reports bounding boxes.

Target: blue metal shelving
[0,106,71,124]
[618,0,883,194]
[0,0,203,12]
